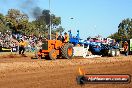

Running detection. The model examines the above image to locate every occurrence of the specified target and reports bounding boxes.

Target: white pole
[49,0,51,40]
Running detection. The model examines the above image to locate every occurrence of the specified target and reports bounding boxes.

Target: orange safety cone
[78,67,85,75]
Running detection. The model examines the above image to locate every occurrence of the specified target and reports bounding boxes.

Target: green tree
[109,18,132,40]
[52,26,64,34]
[118,18,132,39]
[0,9,63,38]
[34,9,62,37]
[5,9,29,34]
[108,32,120,40]
[51,14,61,29]
[0,13,10,32]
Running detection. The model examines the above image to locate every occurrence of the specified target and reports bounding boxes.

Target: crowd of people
[0,31,18,48]
[0,30,43,53]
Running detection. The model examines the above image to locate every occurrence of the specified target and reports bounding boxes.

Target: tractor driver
[64,32,69,43]
[57,33,64,42]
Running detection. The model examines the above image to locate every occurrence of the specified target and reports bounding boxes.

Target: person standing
[34,40,42,58]
[19,39,26,55]
[123,41,129,56]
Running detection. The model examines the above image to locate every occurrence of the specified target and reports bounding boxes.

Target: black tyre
[49,49,57,60]
[61,43,73,59]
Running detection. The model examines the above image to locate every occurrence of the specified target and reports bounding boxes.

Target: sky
[0,0,132,39]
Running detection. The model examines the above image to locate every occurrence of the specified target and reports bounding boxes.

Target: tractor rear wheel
[61,43,73,59]
[49,49,57,60]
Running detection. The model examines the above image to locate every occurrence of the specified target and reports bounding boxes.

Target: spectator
[0,30,45,53]
[123,41,129,56]
[34,40,42,58]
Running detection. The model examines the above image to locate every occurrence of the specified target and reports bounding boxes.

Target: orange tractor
[37,40,74,60]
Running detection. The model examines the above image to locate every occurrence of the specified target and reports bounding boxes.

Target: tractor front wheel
[49,49,57,60]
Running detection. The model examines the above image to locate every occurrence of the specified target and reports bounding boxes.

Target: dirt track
[0,53,132,88]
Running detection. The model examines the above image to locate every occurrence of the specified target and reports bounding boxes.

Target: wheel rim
[51,51,57,59]
[68,47,73,56]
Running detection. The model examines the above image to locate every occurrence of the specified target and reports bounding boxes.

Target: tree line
[108,18,132,40]
[0,9,64,38]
